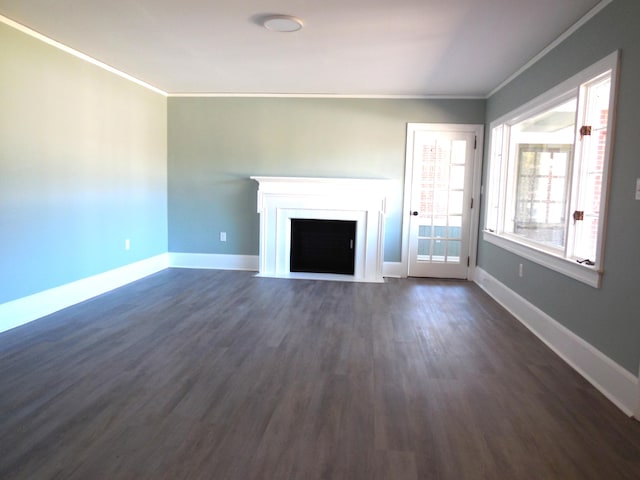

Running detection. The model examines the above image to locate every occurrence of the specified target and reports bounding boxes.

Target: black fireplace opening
[290,219,356,275]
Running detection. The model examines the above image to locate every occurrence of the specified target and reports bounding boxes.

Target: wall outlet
[220,232,227,242]
[125,239,131,251]
[518,263,523,278]
[635,178,640,200]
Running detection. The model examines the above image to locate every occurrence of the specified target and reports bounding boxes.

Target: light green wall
[168,97,485,261]
[0,23,168,304]
[480,0,640,374]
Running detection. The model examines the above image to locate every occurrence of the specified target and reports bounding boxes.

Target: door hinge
[474,136,477,149]
[467,256,470,267]
[470,197,474,209]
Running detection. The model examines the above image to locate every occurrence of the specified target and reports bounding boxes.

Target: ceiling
[0,0,603,97]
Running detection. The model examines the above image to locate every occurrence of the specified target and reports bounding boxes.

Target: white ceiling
[0,0,603,97]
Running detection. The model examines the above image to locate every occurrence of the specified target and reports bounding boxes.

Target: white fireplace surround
[251,176,391,283]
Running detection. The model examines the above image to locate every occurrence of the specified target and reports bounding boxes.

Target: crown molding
[486,0,614,99]
[167,92,484,100]
[1,14,168,97]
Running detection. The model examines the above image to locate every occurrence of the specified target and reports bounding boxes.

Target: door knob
[411,211,419,216]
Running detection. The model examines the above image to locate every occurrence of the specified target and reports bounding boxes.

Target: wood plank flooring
[1,269,639,479]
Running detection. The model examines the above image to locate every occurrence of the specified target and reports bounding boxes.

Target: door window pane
[433,225,446,238]
[418,239,432,258]
[418,225,432,237]
[451,140,467,164]
[450,165,465,190]
[432,239,446,261]
[447,240,461,262]
[448,190,464,215]
[448,226,462,239]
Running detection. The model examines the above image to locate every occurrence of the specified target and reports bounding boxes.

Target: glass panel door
[408,130,475,278]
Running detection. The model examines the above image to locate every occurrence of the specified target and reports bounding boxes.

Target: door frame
[401,123,484,279]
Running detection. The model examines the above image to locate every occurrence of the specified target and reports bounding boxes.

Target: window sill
[482,231,602,288]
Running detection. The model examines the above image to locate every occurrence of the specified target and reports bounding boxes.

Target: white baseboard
[168,252,259,271]
[382,262,403,278]
[474,267,638,417]
[0,254,169,334]
[637,379,640,420]
[170,254,401,280]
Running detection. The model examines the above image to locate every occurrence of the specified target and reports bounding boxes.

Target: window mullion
[566,86,586,260]
[497,125,510,235]
[503,125,517,235]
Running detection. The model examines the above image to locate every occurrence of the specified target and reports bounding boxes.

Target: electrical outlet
[220,232,227,242]
[125,239,130,251]
[635,178,640,200]
[518,263,523,278]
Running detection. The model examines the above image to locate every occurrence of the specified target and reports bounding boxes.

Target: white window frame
[483,51,619,288]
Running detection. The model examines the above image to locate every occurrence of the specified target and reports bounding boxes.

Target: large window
[484,52,618,287]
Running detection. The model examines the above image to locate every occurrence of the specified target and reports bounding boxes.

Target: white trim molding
[382,262,403,278]
[170,253,404,280]
[168,92,484,100]
[0,254,169,334]
[168,253,259,271]
[487,0,614,98]
[637,368,640,420]
[474,267,638,417]
[0,14,167,96]
[483,231,601,288]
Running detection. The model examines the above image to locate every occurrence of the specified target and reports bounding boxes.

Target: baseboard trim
[382,262,403,278]
[0,254,169,334]
[637,377,640,420]
[168,252,259,271]
[169,254,403,279]
[474,267,638,417]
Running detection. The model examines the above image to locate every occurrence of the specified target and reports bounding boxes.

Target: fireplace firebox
[290,219,356,275]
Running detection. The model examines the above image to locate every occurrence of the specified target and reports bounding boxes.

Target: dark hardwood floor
[1,269,639,479]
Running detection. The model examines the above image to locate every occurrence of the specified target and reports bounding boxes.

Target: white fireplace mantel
[251,176,391,283]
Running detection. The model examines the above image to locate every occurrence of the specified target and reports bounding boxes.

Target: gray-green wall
[480,0,640,374]
[0,23,168,304]
[168,97,485,262]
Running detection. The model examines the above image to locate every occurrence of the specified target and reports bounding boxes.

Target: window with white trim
[484,52,618,288]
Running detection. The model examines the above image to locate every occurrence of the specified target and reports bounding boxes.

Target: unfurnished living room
[1,1,640,479]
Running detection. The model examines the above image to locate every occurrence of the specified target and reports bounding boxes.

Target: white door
[405,126,477,278]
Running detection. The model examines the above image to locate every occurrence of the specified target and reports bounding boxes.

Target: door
[406,126,476,278]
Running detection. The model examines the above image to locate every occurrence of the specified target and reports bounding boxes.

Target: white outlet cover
[636,178,640,200]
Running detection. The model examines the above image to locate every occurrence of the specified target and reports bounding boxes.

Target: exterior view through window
[484,52,618,287]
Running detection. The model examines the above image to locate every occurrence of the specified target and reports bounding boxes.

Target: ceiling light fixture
[262,15,304,33]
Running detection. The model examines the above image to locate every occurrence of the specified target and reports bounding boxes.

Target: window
[484,52,618,287]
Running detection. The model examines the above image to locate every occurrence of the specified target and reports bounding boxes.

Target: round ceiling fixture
[262,15,304,33]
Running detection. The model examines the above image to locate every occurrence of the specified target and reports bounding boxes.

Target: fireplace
[251,176,390,283]
[290,219,356,275]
